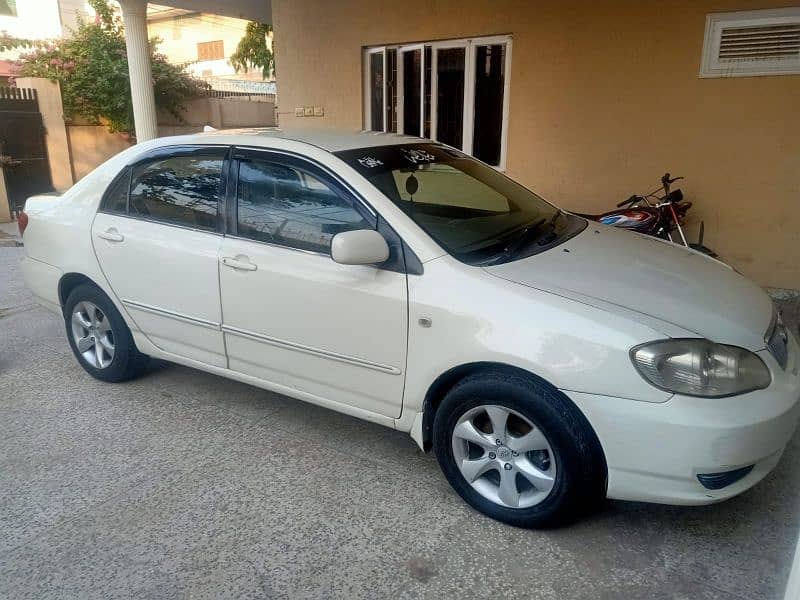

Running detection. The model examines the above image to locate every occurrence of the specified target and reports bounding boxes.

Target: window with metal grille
[197,40,224,62]
[701,8,800,77]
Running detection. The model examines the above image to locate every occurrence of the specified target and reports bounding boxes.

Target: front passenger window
[129,152,225,231]
[236,158,371,253]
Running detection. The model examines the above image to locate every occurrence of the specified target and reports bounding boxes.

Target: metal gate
[0,87,53,214]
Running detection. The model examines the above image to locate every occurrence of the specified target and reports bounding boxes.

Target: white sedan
[19,130,800,527]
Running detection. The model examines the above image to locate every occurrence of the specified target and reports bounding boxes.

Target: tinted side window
[101,169,130,214]
[129,152,225,231]
[236,158,370,253]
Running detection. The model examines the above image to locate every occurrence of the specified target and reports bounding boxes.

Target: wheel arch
[58,273,103,312]
[420,361,606,472]
[420,362,539,451]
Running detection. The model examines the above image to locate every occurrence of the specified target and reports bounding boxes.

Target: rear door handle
[221,256,258,271]
[97,228,124,242]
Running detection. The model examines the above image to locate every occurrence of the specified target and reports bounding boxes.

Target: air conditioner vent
[719,24,800,61]
[701,8,800,77]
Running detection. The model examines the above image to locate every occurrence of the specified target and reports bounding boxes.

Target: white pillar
[119,0,158,142]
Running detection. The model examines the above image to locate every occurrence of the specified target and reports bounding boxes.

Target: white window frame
[429,38,471,151]
[396,43,425,137]
[700,7,800,78]
[363,46,387,132]
[363,35,512,170]
[466,35,513,171]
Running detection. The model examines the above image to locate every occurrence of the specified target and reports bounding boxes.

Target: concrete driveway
[1,242,798,600]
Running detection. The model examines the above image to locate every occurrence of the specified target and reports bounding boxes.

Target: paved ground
[1,242,799,600]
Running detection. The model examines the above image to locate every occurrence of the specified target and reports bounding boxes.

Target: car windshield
[335,143,584,265]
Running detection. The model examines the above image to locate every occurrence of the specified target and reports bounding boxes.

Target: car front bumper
[566,333,800,506]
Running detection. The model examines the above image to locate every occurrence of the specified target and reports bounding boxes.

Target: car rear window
[101,169,131,214]
[128,151,226,231]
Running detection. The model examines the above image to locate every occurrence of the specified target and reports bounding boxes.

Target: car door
[92,146,229,367]
[218,149,408,418]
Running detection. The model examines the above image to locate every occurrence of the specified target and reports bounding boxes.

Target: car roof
[195,127,429,153]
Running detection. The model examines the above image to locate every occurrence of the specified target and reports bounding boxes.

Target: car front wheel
[64,283,149,382]
[433,371,606,528]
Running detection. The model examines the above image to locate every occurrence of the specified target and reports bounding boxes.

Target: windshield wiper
[489,210,564,263]
[501,218,546,258]
[534,210,564,246]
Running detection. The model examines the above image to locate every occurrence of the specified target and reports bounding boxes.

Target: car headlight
[630,339,771,397]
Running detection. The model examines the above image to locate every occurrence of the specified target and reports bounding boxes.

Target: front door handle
[97,228,124,242]
[222,256,258,271]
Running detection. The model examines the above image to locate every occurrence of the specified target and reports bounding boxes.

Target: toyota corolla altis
[20,130,800,527]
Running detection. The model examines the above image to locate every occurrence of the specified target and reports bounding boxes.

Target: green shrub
[15,0,207,136]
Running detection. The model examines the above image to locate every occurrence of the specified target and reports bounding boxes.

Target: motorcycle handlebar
[614,174,684,210]
[616,195,640,208]
[661,173,685,186]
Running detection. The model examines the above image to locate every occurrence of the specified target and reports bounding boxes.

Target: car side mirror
[330,229,390,266]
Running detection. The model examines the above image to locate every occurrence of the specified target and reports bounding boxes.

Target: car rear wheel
[64,283,149,382]
[433,371,606,528]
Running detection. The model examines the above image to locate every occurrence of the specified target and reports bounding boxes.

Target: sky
[0,0,64,38]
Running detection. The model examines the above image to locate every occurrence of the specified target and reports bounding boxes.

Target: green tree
[229,22,274,79]
[13,0,207,136]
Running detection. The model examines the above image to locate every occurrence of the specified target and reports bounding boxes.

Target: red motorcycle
[578,173,718,257]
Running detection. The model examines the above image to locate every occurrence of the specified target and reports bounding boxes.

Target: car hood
[484,224,773,351]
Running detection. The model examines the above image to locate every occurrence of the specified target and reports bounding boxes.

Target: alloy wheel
[70,300,115,369]
[451,404,556,509]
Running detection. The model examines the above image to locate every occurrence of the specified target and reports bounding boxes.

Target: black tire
[433,371,606,528]
[64,283,149,382]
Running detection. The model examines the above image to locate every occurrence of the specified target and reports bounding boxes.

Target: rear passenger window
[236,157,370,253]
[102,169,130,214]
[129,152,225,231]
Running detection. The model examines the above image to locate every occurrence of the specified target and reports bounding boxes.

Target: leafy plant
[13,0,207,136]
[229,22,274,79]
[0,32,38,52]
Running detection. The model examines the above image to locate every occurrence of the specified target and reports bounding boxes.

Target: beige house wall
[14,78,74,192]
[147,12,270,81]
[0,169,11,223]
[148,13,249,66]
[272,0,800,289]
[157,97,277,129]
[66,126,133,182]
[66,97,276,180]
